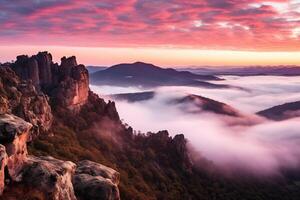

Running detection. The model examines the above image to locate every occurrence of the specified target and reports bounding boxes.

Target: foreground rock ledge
[0,114,121,200]
[0,114,32,181]
[0,145,7,195]
[73,160,120,200]
[20,156,77,200]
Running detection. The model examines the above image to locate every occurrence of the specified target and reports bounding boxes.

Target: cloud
[90,75,300,175]
[0,0,299,50]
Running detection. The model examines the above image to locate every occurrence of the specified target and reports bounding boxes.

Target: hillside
[0,52,299,200]
[90,62,226,88]
[174,94,242,117]
[257,101,300,121]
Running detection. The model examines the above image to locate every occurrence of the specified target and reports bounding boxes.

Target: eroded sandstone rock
[21,156,77,200]
[0,145,7,195]
[10,52,89,113]
[35,52,53,86]
[53,64,89,111]
[73,160,120,200]
[0,67,53,138]
[0,114,32,181]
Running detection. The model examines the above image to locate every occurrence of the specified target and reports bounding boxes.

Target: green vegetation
[28,105,300,200]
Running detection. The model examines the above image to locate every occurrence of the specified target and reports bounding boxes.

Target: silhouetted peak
[61,56,77,68]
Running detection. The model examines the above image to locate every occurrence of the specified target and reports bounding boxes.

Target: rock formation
[0,145,7,195]
[0,114,32,181]
[0,66,53,138]
[0,108,120,200]
[0,52,121,200]
[73,160,120,200]
[10,52,89,112]
[21,156,77,200]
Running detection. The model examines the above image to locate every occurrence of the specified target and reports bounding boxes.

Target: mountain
[90,62,226,88]
[174,94,242,117]
[110,91,241,117]
[0,52,299,200]
[86,66,107,74]
[0,52,121,200]
[110,91,155,102]
[257,101,300,121]
[180,66,300,76]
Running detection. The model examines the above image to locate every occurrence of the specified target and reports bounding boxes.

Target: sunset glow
[1,0,300,66]
[1,45,300,66]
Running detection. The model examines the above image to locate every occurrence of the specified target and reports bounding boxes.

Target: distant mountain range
[173,94,241,117]
[110,91,155,102]
[109,91,241,117]
[86,66,107,74]
[179,66,300,76]
[90,62,227,88]
[257,101,300,121]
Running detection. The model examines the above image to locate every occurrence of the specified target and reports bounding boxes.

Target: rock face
[35,52,53,86]
[0,113,121,200]
[0,52,121,199]
[10,52,89,112]
[0,114,32,181]
[21,156,77,200]
[11,55,40,87]
[73,160,120,200]
[0,145,7,195]
[53,62,89,111]
[0,67,53,138]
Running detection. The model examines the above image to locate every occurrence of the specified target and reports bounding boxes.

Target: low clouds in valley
[91,75,300,175]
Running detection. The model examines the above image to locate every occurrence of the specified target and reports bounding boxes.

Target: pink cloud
[0,0,299,51]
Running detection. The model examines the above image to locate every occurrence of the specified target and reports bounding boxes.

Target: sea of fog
[90,76,300,175]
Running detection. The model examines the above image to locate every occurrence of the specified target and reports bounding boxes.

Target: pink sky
[1,0,300,66]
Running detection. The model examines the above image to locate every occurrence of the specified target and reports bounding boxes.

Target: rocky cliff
[0,66,52,138]
[1,52,293,200]
[0,53,122,200]
[11,52,89,112]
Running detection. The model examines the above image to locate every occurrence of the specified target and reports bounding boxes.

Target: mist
[90,75,300,175]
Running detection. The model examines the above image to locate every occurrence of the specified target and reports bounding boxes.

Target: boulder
[20,156,77,200]
[0,145,7,195]
[0,114,32,181]
[73,160,120,200]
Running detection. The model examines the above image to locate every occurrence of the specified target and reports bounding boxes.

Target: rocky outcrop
[20,156,77,200]
[0,114,32,181]
[84,91,120,122]
[11,55,40,87]
[52,63,89,111]
[0,67,53,138]
[1,52,121,199]
[35,52,53,86]
[0,113,121,200]
[73,160,120,200]
[10,52,89,112]
[0,145,7,195]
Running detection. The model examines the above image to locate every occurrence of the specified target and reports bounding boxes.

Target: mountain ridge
[0,52,299,200]
[90,61,227,88]
[257,101,300,121]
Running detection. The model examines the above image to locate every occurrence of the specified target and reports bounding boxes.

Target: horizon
[1,46,300,68]
[1,0,300,66]
[1,1,300,199]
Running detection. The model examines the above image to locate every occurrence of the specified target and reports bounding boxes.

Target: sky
[0,0,300,66]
